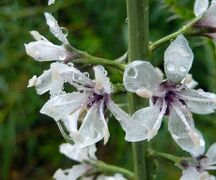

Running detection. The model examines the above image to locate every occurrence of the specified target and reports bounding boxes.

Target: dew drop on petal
[60,27,68,37]
[180,65,187,72]
[167,62,175,72]
[83,72,90,78]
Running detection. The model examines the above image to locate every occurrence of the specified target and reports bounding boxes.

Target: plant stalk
[126,0,152,180]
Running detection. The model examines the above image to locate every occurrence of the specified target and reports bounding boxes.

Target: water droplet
[180,65,187,72]
[125,18,129,23]
[59,53,66,60]
[61,27,68,37]
[167,63,175,72]
[83,72,90,78]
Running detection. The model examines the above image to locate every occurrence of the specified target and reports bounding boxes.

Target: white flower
[53,143,127,180]
[180,143,216,180]
[123,34,216,153]
[25,13,71,62]
[48,0,55,6]
[193,0,216,41]
[40,65,138,148]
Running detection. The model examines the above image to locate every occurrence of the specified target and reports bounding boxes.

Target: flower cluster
[25,0,216,179]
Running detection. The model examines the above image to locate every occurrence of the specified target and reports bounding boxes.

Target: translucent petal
[199,1,216,29]
[59,143,97,162]
[107,100,149,142]
[78,101,109,148]
[123,60,162,93]
[29,62,73,96]
[194,0,209,17]
[206,143,216,165]
[48,0,55,6]
[164,34,194,83]
[168,100,205,154]
[53,164,89,180]
[180,167,201,180]
[44,12,69,44]
[29,31,48,41]
[40,92,89,121]
[93,65,112,94]
[25,40,68,61]
[108,99,166,141]
[132,98,166,141]
[176,88,216,115]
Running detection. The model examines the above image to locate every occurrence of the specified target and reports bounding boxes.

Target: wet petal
[206,143,216,166]
[108,99,166,141]
[28,62,73,96]
[78,101,109,148]
[44,12,69,44]
[123,60,162,93]
[25,40,69,61]
[93,65,112,94]
[107,100,148,142]
[29,31,48,41]
[168,100,205,154]
[48,0,55,6]
[132,98,167,141]
[164,34,194,83]
[59,143,97,162]
[40,92,89,121]
[53,164,90,180]
[180,167,201,180]
[194,0,209,17]
[199,0,216,29]
[176,88,216,114]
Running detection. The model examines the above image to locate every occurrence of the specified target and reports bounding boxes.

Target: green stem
[72,54,125,71]
[149,17,200,52]
[64,43,125,71]
[86,160,135,179]
[126,0,151,180]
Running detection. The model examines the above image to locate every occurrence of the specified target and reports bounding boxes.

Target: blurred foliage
[0,0,216,179]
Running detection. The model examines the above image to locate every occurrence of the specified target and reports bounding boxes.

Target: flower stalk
[86,160,135,179]
[149,17,200,52]
[126,0,153,179]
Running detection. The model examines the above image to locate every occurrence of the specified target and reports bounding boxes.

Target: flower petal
[44,12,69,44]
[176,88,216,114]
[198,0,216,29]
[93,65,112,94]
[97,174,127,180]
[29,31,48,41]
[180,167,202,180]
[168,100,205,154]
[25,40,69,61]
[132,98,167,141]
[206,143,216,166]
[53,164,90,180]
[107,100,148,142]
[48,0,55,6]
[59,143,97,162]
[78,101,109,148]
[123,60,162,93]
[194,0,209,17]
[28,62,75,96]
[40,92,89,121]
[164,34,194,83]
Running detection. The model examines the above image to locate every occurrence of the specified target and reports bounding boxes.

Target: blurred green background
[1,0,216,179]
